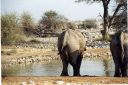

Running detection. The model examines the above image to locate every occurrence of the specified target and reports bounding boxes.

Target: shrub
[82,19,98,29]
[37,10,68,36]
[20,12,36,36]
[1,13,24,45]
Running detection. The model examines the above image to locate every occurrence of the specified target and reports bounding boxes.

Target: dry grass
[85,48,110,53]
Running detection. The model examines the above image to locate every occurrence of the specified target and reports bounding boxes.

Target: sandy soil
[2,77,128,85]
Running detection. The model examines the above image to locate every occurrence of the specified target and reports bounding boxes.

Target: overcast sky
[1,0,106,21]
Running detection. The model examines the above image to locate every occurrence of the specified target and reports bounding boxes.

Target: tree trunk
[102,0,109,40]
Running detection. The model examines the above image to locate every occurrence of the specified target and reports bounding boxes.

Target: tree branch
[107,0,111,5]
[98,13,103,19]
[108,3,126,28]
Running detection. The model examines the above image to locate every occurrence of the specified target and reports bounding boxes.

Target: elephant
[57,29,86,76]
[110,30,128,77]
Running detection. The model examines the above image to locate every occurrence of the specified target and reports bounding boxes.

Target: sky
[1,0,105,21]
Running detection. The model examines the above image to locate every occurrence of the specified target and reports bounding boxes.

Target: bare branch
[108,3,126,28]
[98,13,103,19]
[107,0,111,5]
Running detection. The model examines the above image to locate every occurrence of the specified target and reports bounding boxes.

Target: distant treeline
[1,10,100,45]
[1,8,126,45]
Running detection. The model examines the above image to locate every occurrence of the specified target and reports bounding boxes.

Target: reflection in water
[2,59,115,76]
[105,60,115,76]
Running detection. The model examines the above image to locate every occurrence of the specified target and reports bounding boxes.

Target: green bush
[20,12,36,36]
[82,19,98,29]
[37,10,68,36]
[1,13,24,45]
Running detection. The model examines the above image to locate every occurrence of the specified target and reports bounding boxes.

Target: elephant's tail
[61,30,68,52]
[57,30,68,55]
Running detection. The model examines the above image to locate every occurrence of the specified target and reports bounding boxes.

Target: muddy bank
[1,46,112,69]
[2,77,128,84]
[1,45,112,68]
[1,39,112,74]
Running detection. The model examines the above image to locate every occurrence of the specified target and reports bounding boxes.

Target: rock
[28,80,35,85]
[21,82,27,85]
[56,80,64,85]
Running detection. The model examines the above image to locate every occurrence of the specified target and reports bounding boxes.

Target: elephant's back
[65,29,86,52]
[57,29,86,53]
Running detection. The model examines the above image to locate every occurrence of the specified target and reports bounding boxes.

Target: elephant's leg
[70,51,82,76]
[114,61,121,77]
[121,45,128,77]
[111,44,121,77]
[73,65,79,76]
[113,53,123,77]
[69,57,78,76]
[112,54,121,77]
[60,54,69,76]
[121,57,127,77]
[76,54,83,76]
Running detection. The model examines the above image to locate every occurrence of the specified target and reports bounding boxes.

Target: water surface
[2,59,115,76]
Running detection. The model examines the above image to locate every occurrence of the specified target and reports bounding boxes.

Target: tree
[110,3,127,30]
[37,10,68,36]
[20,12,35,36]
[76,0,127,39]
[1,13,24,44]
[109,0,127,30]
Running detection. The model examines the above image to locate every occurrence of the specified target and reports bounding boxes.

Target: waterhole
[2,58,116,76]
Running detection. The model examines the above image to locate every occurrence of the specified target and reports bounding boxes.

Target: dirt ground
[2,77,128,85]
